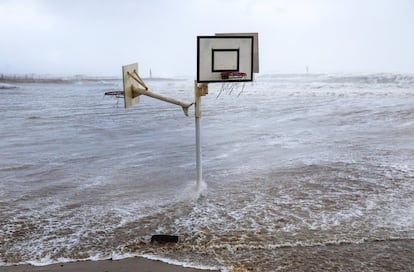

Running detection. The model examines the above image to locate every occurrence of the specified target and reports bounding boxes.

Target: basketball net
[216,81,246,98]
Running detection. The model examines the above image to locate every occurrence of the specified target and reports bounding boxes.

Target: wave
[0,75,120,85]
[0,83,17,89]
[258,73,414,85]
[325,73,414,85]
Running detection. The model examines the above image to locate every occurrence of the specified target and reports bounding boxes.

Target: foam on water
[140,254,223,271]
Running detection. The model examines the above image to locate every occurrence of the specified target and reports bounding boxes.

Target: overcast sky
[1,0,414,76]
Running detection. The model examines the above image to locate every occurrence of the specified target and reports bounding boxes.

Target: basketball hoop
[220,71,247,80]
[105,32,259,195]
[104,90,124,98]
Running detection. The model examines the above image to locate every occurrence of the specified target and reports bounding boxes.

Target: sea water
[1,74,413,271]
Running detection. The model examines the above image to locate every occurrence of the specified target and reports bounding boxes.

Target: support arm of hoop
[127,70,148,90]
[131,85,193,116]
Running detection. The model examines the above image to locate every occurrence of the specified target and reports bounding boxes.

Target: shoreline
[0,257,221,272]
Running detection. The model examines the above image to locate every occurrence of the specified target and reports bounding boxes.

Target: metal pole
[131,85,193,116]
[194,81,202,190]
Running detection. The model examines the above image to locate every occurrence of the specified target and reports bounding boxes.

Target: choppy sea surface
[1,74,413,271]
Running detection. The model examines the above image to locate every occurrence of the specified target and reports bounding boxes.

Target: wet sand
[0,257,219,272]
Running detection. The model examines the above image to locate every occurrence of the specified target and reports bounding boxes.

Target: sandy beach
[0,257,219,272]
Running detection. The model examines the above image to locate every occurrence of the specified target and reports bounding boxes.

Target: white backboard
[215,32,259,73]
[122,63,139,108]
[197,35,254,83]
